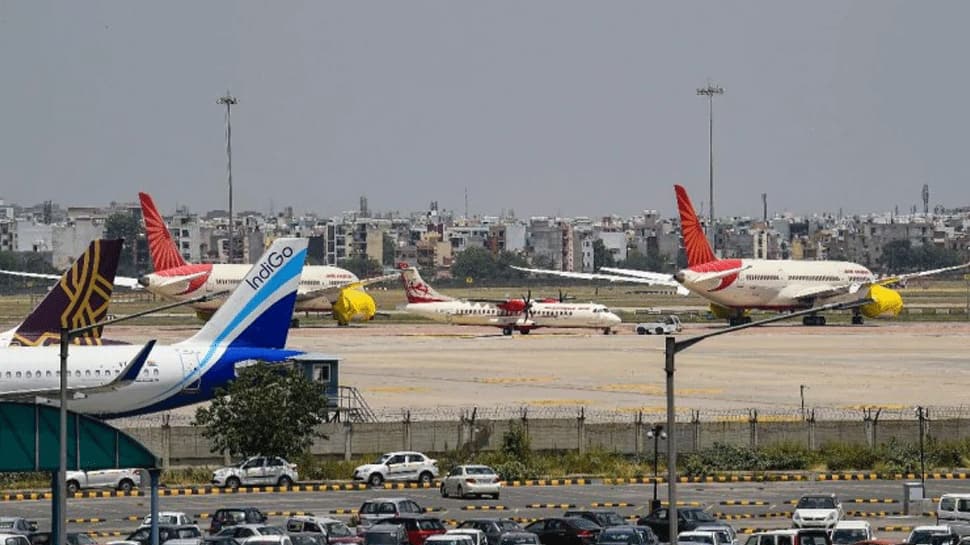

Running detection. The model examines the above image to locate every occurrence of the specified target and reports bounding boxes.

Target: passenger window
[958,499,970,512]
[778,536,791,545]
[942,498,956,510]
[379,503,396,514]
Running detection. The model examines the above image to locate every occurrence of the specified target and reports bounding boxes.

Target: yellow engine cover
[860,284,903,318]
[332,286,378,326]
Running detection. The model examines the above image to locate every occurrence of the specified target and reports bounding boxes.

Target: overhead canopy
[0,402,159,472]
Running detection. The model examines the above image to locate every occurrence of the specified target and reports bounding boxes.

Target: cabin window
[25,371,31,379]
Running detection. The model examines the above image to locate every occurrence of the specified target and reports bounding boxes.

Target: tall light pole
[646,424,666,513]
[217,91,238,264]
[696,81,724,253]
[915,406,928,488]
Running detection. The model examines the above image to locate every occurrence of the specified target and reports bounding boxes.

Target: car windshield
[572,519,601,530]
[682,511,715,523]
[259,527,284,536]
[599,514,625,526]
[374,454,392,465]
[291,536,327,545]
[498,521,523,532]
[832,530,867,544]
[415,520,445,531]
[600,530,637,544]
[178,528,202,539]
[465,467,495,476]
[682,536,713,544]
[502,536,538,545]
[911,532,947,545]
[428,540,466,545]
[327,523,353,537]
[797,497,835,509]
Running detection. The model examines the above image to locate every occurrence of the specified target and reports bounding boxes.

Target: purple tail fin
[11,239,123,346]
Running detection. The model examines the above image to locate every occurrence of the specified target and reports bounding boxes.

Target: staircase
[330,385,377,423]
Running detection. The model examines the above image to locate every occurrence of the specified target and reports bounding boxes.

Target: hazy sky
[2,2,968,220]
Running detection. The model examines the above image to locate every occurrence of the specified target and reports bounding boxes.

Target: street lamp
[217,91,238,264]
[662,300,860,542]
[800,385,808,421]
[646,424,666,512]
[696,81,724,252]
[914,406,928,488]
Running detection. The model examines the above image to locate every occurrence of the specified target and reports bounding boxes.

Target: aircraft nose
[674,270,686,283]
[137,275,151,287]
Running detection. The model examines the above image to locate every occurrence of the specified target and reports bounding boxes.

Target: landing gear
[802,314,827,326]
[603,328,612,335]
[520,329,531,335]
[728,316,752,326]
[502,327,513,336]
[851,314,864,325]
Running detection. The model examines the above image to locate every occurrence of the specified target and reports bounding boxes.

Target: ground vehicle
[0,535,30,545]
[499,534,540,545]
[678,532,729,545]
[635,315,682,335]
[596,526,652,545]
[285,517,361,545]
[64,468,141,494]
[446,530,488,545]
[289,535,327,545]
[216,524,286,542]
[29,533,98,545]
[247,538,293,545]
[636,509,727,544]
[212,456,298,488]
[381,517,447,545]
[742,529,830,545]
[440,465,501,499]
[694,526,735,545]
[114,525,204,545]
[357,498,425,528]
[202,538,243,545]
[209,508,269,535]
[791,494,843,529]
[564,511,625,529]
[830,521,872,545]
[354,452,439,487]
[524,517,601,545]
[632,528,658,545]
[425,537,474,545]
[143,513,195,527]
[939,494,970,523]
[908,527,957,545]
[363,525,410,545]
[0,520,35,537]
[456,520,526,545]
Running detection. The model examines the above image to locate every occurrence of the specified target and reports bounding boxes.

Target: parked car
[694,527,735,545]
[363,525,409,545]
[791,494,843,529]
[288,535,327,545]
[563,511,626,529]
[440,465,501,499]
[596,526,652,545]
[635,315,683,335]
[202,538,243,545]
[143,513,196,528]
[285,517,361,545]
[446,530,488,545]
[742,529,830,545]
[830,521,872,545]
[65,468,141,494]
[380,517,447,545]
[0,519,35,537]
[499,534,540,545]
[939,495,970,524]
[112,525,204,545]
[678,531,728,545]
[28,532,97,545]
[209,508,269,535]
[524,518,602,545]
[0,535,31,545]
[357,498,425,528]
[212,456,298,489]
[246,538,292,545]
[636,509,728,544]
[456,520,527,545]
[216,525,286,543]
[424,537,474,545]
[353,452,439,487]
[631,528,658,545]
[908,527,958,545]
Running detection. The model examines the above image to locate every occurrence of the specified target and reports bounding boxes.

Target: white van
[831,521,873,545]
[938,494,970,523]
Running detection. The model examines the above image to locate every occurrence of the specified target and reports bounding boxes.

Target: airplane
[517,185,970,327]
[0,237,312,417]
[399,265,622,335]
[0,239,124,346]
[136,192,394,325]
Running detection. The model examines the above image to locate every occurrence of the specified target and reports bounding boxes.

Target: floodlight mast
[217,91,239,264]
[696,81,724,253]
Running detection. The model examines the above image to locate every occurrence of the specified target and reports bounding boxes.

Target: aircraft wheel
[852,315,864,325]
[502,327,513,336]
[520,329,530,335]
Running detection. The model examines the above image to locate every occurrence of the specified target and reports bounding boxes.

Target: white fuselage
[678,259,875,310]
[404,300,622,330]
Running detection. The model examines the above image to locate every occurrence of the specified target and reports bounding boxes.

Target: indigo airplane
[0,237,310,417]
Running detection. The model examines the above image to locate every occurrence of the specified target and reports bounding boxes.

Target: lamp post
[217,91,238,264]
[696,81,724,252]
[55,291,225,545]
[915,406,928,488]
[800,385,808,421]
[662,300,860,542]
[646,424,666,512]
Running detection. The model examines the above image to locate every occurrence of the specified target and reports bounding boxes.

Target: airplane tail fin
[399,264,453,303]
[12,239,122,346]
[139,192,190,271]
[674,184,717,267]
[182,238,308,349]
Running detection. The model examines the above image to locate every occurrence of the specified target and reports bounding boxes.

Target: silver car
[440,465,501,499]
[212,456,298,488]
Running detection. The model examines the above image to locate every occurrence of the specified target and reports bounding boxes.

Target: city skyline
[2,2,969,218]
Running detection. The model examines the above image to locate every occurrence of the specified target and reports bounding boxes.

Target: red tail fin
[674,184,717,267]
[139,192,190,271]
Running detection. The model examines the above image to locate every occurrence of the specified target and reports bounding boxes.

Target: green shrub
[820,442,877,471]
[760,442,813,470]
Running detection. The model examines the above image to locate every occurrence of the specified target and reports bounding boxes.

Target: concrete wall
[133,416,970,467]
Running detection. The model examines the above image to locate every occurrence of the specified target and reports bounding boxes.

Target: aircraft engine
[332,286,378,326]
[860,284,904,318]
[709,303,742,319]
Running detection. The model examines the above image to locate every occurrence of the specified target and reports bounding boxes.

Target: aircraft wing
[599,267,679,283]
[0,269,143,290]
[0,340,156,400]
[876,262,970,286]
[296,273,398,302]
[113,275,143,289]
[511,265,688,294]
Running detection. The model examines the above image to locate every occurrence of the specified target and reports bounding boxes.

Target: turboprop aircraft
[400,265,622,335]
[0,237,312,417]
[517,185,969,326]
[136,192,393,325]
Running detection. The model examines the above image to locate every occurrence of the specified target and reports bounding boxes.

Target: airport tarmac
[105,321,970,419]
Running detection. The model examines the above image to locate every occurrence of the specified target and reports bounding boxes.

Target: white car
[425,536,474,545]
[678,531,728,545]
[353,451,439,486]
[440,465,501,499]
[65,468,142,494]
[907,526,956,545]
[447,529,488,545]
[212,456,298,488]
[792,494,843,529]
[0,536,30,545]
[830,521,872,545]
[141,512,194,527]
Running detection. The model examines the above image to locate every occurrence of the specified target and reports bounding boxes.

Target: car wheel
[418,472,433,486]
[655,327,664,335]
[226,476,241,490]
[66,480,80,495]
[457,485,464,499]
[440,484,449,498]
[636,327,647,335]
[117,479,135,493]
[277,475,293,488]
[368,473,385,487]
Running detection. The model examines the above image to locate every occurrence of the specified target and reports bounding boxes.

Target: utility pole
[217,91,238,263]
[697,81,724,253]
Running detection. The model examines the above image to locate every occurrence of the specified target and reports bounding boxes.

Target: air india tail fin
[139,192,190,271]
[12,239,123,346]
[674,184,717,267]
[399,265,453,303]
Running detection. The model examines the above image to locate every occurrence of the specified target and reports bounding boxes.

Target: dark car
[381,517,447,545]
[210,508,269,535]
[632,528,658,545]
[29,532,97,545]
[457,520,527,545]
[364,525,411,545]
[525,518,602,545]
[500,534,540,545]
[596,527,653,545]
[124,525,204,545]
[564,512,626,530]
[290,534,330,545]
[636,509,727,544]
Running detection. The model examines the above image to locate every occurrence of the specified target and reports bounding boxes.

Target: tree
[340,255,384,278]
[194,362,331,459]
[592,239,616,270]
[622,248,669,273]
[104,212,144,277]
[451,246,497,281]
